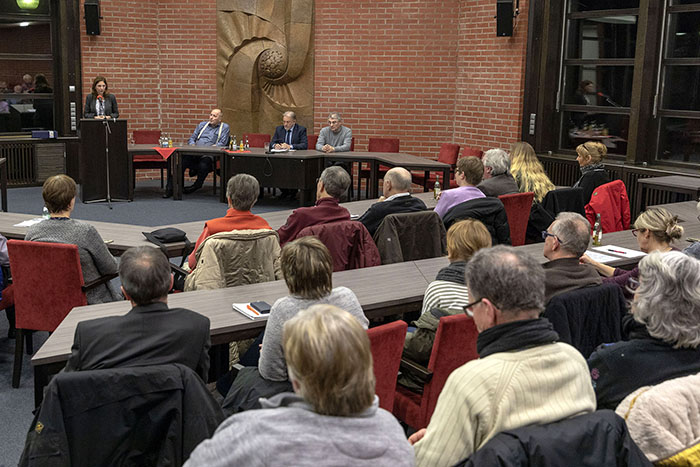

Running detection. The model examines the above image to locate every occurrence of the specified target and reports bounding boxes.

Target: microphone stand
[84,115,129,209]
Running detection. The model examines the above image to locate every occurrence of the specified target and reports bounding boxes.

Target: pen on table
[246,304,260,316]
[607,249,626,254]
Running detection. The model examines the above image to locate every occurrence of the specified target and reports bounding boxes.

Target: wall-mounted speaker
[84,0,101,36]
[496,1,513,37]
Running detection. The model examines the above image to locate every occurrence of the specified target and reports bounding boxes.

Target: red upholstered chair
[368,320,407,411]
[393,314,478,430]
[307,134,318,150]
[132,130,165,188]
[498,192,535,246]
[413,143,461,191]
[296,221,381,272]
[243,133,271,148]
[358,137,400,198]
[8,240,117,388]
[462,146,483,159]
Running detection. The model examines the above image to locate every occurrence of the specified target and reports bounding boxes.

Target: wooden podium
[79,118,131,203]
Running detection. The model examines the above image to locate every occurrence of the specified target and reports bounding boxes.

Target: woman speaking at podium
[83,75,119,119]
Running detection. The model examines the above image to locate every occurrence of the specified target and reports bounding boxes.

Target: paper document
[584,250,620,264]
[14,218,44,227]
[232,303,269,321]
[592,245,646,258]
[270,148,289,153]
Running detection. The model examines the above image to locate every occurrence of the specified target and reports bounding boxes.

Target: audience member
[572,141,609,204]
[221,237,368,412]
[186,305,413,466]
[358,167,427,236]
[64,246,211,381]
[188,174,271,269]
[588,251,700,410]
[476,148,519,197]
[410,245,595,465]
[510,141,555,203]
[542,212,601,303]
[433,157,485,218]
[31,74,52,93]
[20,73,33,92]
[581,207,683,295]
[270,110,308,151]
[277,166,351,245]
[316,112,352,153]
[25,175,120,304]
[179,108,230,196]
[401,219,491,370]
[683,201,700,260]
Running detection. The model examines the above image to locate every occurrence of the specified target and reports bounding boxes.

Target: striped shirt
[421,280,469,315]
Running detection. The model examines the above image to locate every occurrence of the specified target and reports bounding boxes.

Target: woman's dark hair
[91,76,110,96]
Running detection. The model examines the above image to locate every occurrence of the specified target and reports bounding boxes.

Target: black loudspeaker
[84,0,101,36]
[496,1,513,37]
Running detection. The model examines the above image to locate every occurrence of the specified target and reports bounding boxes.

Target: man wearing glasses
[316,112,352,153]
[541,212,601,303]
[410,246,596,466]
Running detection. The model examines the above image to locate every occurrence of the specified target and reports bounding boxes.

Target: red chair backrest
[307,134,318,149]
[243,133,271,148]
[437,143,460,166]
[296,221,381,271]
[350,136,355,151]
[423,314,478,423]
[368,137,400,153]
[462,147,483,159]
[132,130,161,144]
[368,320,408,411]
[499,192,535,246]
[8,240,87,331]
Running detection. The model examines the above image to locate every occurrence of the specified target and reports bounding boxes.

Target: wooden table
[648,200,699,223]
[31,260,431,405]
[635,176,700,218]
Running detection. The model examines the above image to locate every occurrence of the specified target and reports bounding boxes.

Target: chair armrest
[399,357,433,384]
[170,263,189,276]
[82,273,118,292]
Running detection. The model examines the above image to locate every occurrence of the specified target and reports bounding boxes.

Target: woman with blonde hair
[573,141,610,203]
[510,141,555,203]
[401,219,491,368]
[186,305,414,466]
[582,207,683,293]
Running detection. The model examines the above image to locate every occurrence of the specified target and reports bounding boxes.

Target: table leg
[220,154,227,203]
[442,168,450,191]
[34,365,48,407]
[174,152,182,201]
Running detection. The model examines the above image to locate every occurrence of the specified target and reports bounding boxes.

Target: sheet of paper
[592,245,647,258]
[584,250,620,264]
[14,218,44,227]
[270,148,289,153]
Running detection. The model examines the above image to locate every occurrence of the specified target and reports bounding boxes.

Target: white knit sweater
[414,342,596,466]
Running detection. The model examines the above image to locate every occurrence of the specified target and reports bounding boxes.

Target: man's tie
[286,129,291,145]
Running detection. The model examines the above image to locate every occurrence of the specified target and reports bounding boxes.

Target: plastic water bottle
[245,136,250,150]
[42,206,50,220]
[433,175,441,200]
[231,135,237,150]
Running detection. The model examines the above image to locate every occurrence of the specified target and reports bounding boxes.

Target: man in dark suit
[270,110,308,151]
[270,110,308,199]
[358,167,427,236]
[477,148,519,197]
[63,246,211,381]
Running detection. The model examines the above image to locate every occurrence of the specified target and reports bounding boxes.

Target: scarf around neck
[477,318,560,358]
[580,162,605,176]
[435,261,466,284]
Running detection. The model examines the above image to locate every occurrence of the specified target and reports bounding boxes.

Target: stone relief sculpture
[217,0,314,137]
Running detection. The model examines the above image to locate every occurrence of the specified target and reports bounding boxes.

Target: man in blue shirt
[164,109,230,197]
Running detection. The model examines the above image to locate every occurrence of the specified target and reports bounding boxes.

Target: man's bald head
[384,167,412,194]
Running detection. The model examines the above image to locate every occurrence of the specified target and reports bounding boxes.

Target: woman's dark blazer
[84,93,119,118]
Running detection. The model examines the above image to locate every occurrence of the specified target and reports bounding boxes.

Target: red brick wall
[78,0,527,179]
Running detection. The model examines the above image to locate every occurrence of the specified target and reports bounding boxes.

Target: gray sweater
[184,393,415,467]
[258,286,368,381]
[316,125,353,152]
[25,218,121,304]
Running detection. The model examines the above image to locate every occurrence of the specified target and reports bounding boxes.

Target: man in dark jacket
[476,148,519,197]
[358,167,427,236]
[63,246,211,381]
[542,212,601,303]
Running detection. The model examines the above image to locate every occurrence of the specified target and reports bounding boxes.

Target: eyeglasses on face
[462,297,483,317]
[541,231,560,242]
[631,228,644,237]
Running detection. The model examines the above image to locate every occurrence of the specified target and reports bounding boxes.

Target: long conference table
[128,145,451,204]
[22,198,700,405]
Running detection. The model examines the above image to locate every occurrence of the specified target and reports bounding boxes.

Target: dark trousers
[165,155,214,191]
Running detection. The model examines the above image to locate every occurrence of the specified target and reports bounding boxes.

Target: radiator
[0,142,35,186]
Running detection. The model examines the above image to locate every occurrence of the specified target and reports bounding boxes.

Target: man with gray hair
[410,246,596,466]
[277,165,352,245]
[316,112,352,153]
[476,148,519,197]
[188,174,271,269]
[542,212,602,302]
[64,246,211,380]
[358,167,427,236]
